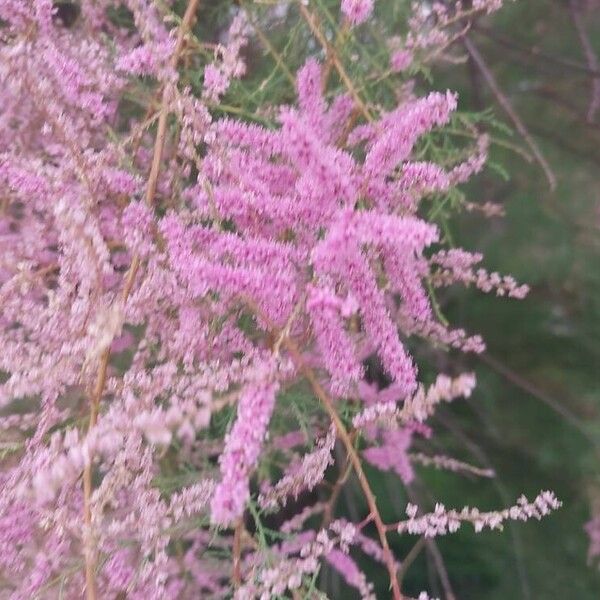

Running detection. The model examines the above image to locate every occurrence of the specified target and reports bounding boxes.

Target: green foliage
[407,2,600,597]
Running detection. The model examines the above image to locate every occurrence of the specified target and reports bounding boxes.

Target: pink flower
[341,0,375,25]
[391,49,412,72]
[211,382,279,526]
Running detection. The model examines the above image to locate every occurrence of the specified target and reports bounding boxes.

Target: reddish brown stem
[397,537,425,594]
[297,2,373,123]
[322,443,353,527]
[569,0,600,122]
[462,35,556,191]
[282,336,402,600]
[82,2,201,598]
[232,519,243,587]
[243,294,402,597]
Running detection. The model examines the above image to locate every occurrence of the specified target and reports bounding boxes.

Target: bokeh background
[283,0,600,597]
[397,1,600,597]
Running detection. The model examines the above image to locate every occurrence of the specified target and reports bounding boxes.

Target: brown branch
[297,2,373,123]
[479,353,597,447]
[406,483,456,600]
[82,2,201,598]
[397,537,426,594]
[473,24,600,78]
[242,4,296,87]
[424,538,456,600]
[281,336,402,600]
[232,519,243,587]
[569,0,600,122]
[434,412,532,600]
[462,35,557,191]
[322,441,353,527]
[528,85,600,133]
[525,121,600,169]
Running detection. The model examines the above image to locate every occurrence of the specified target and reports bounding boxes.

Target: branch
[397,537,426,594]
[82,2,201,597]
[297,1,373,123]
[232,519,243,587]
[473,24,600,78]
[243,3,296,87]
[321,441,353,527]
[462,35,557,190]
[281,336,403,600]
[406,483,456,600]
[479,353,597,447]
[569,0,600,122]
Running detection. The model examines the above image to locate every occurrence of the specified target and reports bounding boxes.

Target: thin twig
[473,24,600,78]
[82,2,201,597]
[397,537,426,594]
[297,1,373,123]
[405,482,456,600]
[435,411,531,600]
[243,4,296,87]
[232,519,243,587]
[569,0,600,122]
[425,538,456,600]
[528,86,600,133]
[281,335,402,600]
[462,35,557,190]
[322,442,353,527]
[479,353,597,447]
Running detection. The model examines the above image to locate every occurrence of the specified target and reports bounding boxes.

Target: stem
[82,2,201,598]
[406,483,456,600]
[82,349,109,600]
[282,336,402,600]
[473,23,600,78]
[424,538,456,600]
[232,519,243,587]
[321,443,352,527]
[568,0,600,122]
[243,4,296,87]
[145,0,202,206]
[479,353,596,446]
[297,2,373,123]
[397,537,425,593]
[462,35,557,191]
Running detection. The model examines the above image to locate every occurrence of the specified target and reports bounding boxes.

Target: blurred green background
[296,1,600,597]
[395,1,600,597]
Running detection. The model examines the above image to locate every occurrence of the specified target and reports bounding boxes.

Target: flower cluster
[397,491,562,537]
[0,1,558,598]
